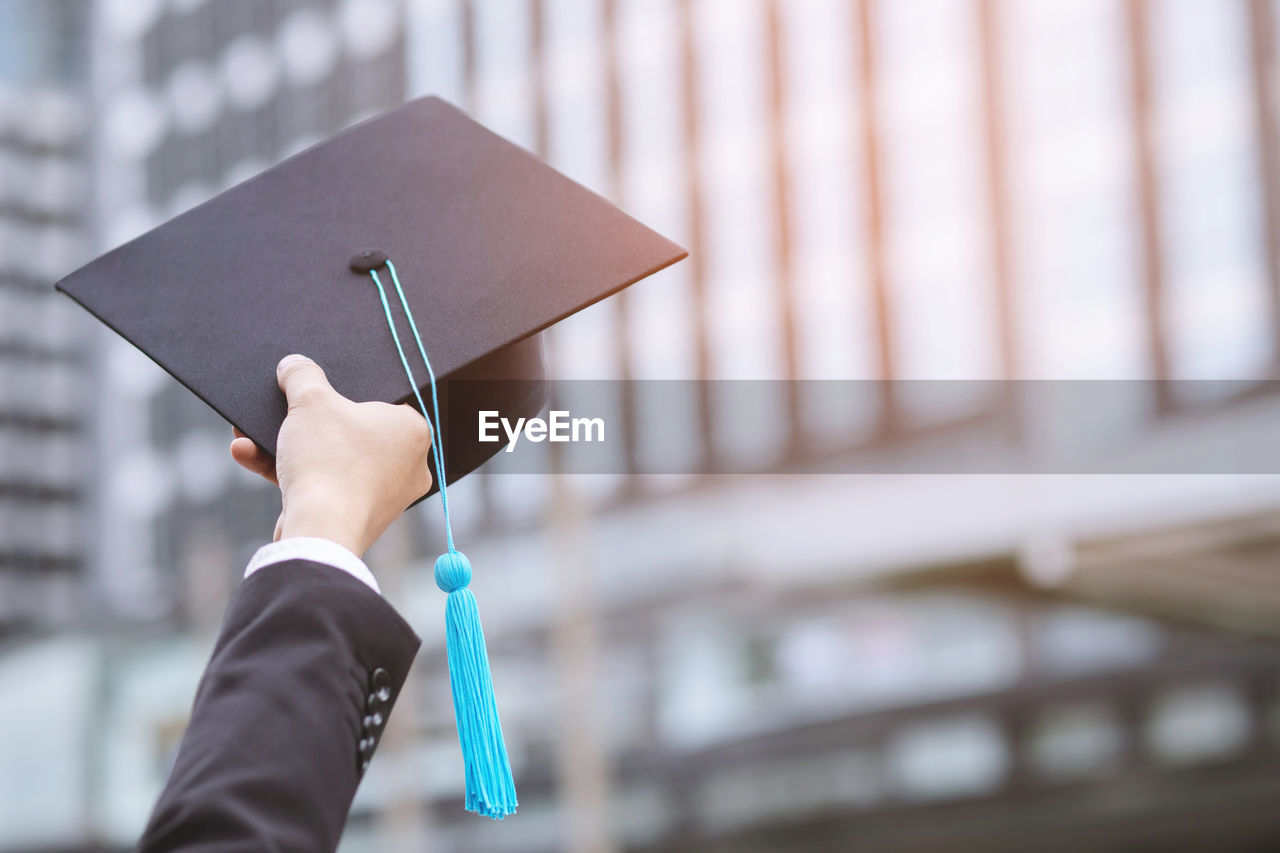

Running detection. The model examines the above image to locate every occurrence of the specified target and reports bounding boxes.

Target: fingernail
[277,354,307,374]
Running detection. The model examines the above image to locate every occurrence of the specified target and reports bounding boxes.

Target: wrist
[279,492,371,557]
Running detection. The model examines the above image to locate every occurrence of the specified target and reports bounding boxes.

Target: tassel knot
[435,549,473,592]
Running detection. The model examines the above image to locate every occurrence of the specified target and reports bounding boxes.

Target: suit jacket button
[370,667,393,703]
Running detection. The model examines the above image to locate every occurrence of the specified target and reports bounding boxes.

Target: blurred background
[3,0,1280,850]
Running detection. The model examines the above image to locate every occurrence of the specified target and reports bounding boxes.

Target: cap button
[349,249,388,273]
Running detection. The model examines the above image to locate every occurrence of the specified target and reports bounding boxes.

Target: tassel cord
[369,264,454,552]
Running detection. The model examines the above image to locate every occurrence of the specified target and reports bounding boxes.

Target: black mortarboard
[56,95,686,490]
[57,96,685,821]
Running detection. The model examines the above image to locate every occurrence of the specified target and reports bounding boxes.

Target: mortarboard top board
[56,96,687,494]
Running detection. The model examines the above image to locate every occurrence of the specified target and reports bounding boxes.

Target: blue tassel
[436,550,518,818]
[368,260,518,818]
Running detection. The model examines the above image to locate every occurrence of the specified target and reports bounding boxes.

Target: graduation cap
[56,95,686,818]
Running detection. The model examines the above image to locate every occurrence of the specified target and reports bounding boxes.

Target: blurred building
[0,0,92,635]
[3,0,1280,852]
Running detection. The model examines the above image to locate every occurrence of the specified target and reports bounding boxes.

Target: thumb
[276,354,333,407]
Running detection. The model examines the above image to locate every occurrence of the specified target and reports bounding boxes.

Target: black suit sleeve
[139,559,421,852]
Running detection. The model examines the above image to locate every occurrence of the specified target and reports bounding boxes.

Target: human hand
[229,354,434,557]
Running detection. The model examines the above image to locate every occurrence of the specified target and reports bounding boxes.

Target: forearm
[140,560,420,852]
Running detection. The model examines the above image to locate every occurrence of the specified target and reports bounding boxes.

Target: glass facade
[0,0,91,633]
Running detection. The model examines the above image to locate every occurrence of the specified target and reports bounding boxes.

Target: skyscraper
[0,0,92,635]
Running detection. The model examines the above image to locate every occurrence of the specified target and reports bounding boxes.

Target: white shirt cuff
[245,537,380,595]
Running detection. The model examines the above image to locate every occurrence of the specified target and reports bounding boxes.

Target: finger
[230,436,279,484]
[230,436,278,484]
[407,410,436,488]
[276,354,333,407]
[393,401,434,443]
[233,426,247,439]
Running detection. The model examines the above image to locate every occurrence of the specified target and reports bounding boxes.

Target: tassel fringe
[438,550,518,818]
